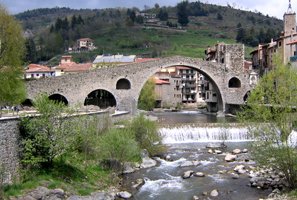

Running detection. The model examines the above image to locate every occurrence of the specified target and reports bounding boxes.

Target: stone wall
[0,111,121,184]
[0,117,20,183]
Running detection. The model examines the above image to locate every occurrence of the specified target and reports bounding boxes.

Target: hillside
[15,2,283,64]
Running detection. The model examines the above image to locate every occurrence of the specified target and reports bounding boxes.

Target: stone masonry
[26,50,252,113]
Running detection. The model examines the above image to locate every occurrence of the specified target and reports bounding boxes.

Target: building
[55,55,92,76]
[92,54,136,68]
[76,38,96,51]
[25,64,55,79]
[251,1,297,72]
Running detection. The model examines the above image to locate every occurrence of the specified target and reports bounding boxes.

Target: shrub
[128,114,164,156]
[98,128,140,171]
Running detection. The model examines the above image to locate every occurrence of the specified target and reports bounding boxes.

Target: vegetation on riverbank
[2,95,162,198]
[239,55,297,189]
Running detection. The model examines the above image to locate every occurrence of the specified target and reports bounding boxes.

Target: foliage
[157,8,168,21]
[239,55,297,188]
[177,1,189,26]
[138,78,156,111]
[0,5,26,106]
[98,128,140,171]
[128,114,164,156]
[20,94,75,167]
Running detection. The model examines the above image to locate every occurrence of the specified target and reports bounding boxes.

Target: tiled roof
[26,64,54,73]
[78,38,93,41]
[154,78,170,85]
[135,58,159,63]
[56,63,92,72]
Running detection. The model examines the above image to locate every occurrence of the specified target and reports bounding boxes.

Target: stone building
[251,1,297,72]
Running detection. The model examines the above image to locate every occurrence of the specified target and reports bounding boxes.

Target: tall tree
[239,55,297,189]
[138,78,156,111]
[177,1,189,26]
[0,5,26,107]
[25,38,37,63]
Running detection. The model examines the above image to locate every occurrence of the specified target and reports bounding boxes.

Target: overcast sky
[0,0,291,19]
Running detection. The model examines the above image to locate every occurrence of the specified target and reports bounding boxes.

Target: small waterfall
[159,125,253,144]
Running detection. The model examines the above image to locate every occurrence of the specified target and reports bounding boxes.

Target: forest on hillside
[17,1,283,65]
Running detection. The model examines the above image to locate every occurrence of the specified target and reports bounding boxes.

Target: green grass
[4,154,118,198]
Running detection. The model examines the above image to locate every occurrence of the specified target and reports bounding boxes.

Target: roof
[93,55,136,64]
[78,38,93,41]
[26,64,54,73]
[154,78,170,85]
[175,66,192,70]
[56,63,92,72]
[287,40,297,45]
[135,58,159,63]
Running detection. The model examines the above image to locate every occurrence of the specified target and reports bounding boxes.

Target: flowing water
[123,111,271,200]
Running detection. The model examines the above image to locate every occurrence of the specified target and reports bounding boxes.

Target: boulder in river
[225,154,237,162]
[182,170,194,179]
[232,149,242,154]
[210,189,219,197]
[117,191,132,199]
[194,172,205,177]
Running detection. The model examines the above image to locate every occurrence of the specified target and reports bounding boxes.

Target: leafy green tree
[138,78,156,111]
[21,94,75,167]
[177,1,189,26]
[0,5,26,107]
[157,8,168,21]
[239,55,297,189]
[25,38,37,63]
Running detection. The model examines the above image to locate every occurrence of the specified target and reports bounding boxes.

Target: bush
[128,114,164,156]
[98,128,140,171]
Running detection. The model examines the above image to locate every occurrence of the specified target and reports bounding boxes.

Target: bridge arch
[48,93,69,105]
[116,78,131,90]
[84,89,116,109]
[228,77,241,88]
[21,99,34,107]
[136,62,226,112]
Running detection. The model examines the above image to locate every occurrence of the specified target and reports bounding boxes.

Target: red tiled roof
[287,40,297,45]
[175,66,191,70]
[56,63,92,72]
[154,78,170,85]
[78,38,93,41]
[26,64,54,73]
[135,58,159,63]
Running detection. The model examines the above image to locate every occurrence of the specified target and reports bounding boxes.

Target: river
[123,111,271,200]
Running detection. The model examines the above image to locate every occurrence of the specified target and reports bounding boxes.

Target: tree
[217,13,223,20]
[157,8,168,21]
[138,78,156,111]
[0,5,26,107]
[177,1,189,26]
[239,55,297,189]
[25,38,37,63]
[21,94,76,167]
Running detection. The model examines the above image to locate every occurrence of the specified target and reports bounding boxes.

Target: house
[76,38,96,51]
[25,64,55,79]
[55,55,92,76]
[251,2,297,72]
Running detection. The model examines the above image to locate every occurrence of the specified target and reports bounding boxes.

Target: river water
[123,111,271,200]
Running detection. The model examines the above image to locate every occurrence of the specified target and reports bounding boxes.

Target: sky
[0,0,291,19]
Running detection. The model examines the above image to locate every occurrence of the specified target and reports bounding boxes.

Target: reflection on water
[152,110,236,126]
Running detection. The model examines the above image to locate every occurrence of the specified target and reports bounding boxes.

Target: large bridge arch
[135,61,226,112]
[25,56,252,114]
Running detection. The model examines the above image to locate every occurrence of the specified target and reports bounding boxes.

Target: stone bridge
[26,54,252,114]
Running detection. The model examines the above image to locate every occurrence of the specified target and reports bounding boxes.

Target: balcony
[290,56,297,62]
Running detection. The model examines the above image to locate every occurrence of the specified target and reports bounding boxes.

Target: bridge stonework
[26,54,252,113]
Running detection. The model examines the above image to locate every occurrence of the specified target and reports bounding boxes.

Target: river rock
[192,195,199,200]
[206,143,221,148]
[194,172,205,177]
[29,186,50,199]
[117,191,132,199]
[225,154,237,162]
[234,165,245,172]
[210,189,219,197]
[182,170,194,179]
[140,157,157,169]
[214,149,222,154]
[232,149,241,154]
[132,179,145,190]
[231,173,239,179]
[123,162,137,174]
[242,149,248,153]
[208,149,213,154]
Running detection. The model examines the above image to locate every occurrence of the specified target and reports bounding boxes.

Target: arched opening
[228,77,241,88]
[116,78,131,90]
[243,91,251,102]
[21,99,34,107]
[138,65,224,113]
[84,89,116,109]
[48,94,68,105]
